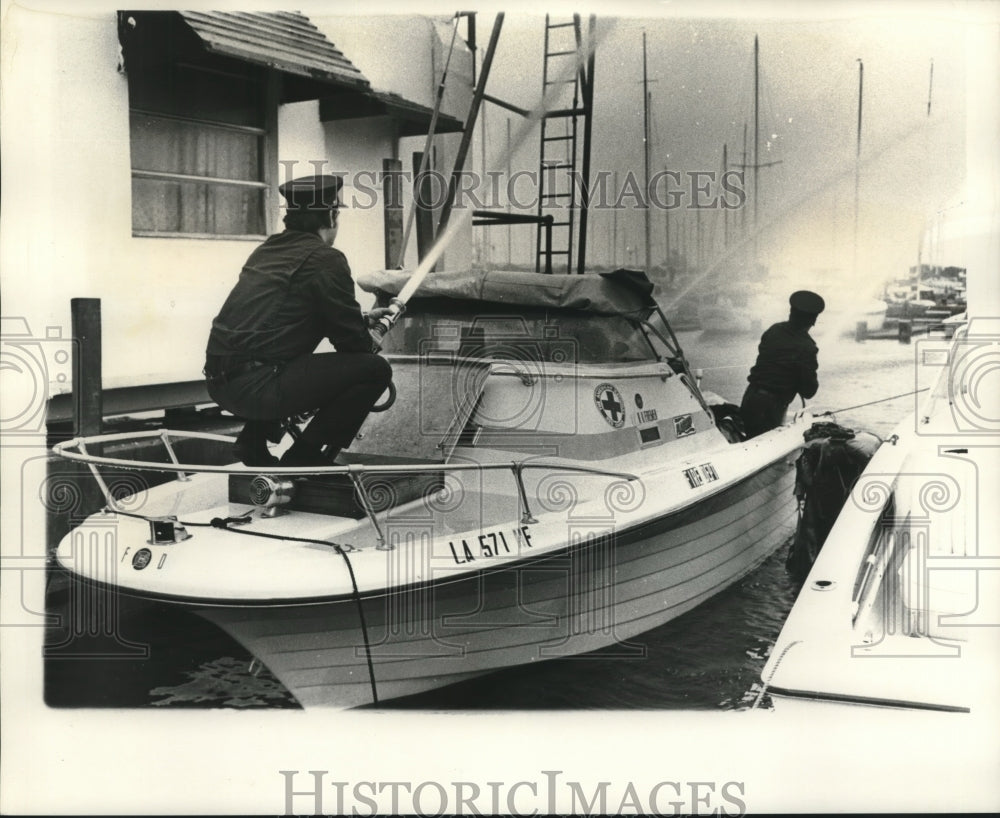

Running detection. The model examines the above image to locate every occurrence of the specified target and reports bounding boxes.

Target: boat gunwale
[55,450,797,608]
[51,429,639,482]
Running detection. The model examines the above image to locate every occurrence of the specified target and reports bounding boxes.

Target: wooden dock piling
[71,298,102,436]
[898,320,912,344]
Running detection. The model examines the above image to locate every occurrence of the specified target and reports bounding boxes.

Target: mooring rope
[687,364,930,419]
[751,639,803,710]
[821,387,928,416]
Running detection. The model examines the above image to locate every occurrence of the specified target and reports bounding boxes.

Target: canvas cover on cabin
[356,268,657,316]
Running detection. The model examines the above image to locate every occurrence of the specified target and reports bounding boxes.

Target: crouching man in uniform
[740,290,825,438]
[204,173,392,467]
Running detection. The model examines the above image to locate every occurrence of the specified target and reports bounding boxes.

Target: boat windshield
[380,302,661,364]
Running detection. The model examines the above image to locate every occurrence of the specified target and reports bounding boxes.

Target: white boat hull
[761,321,1000,715]
[198,458,797,707]
[51,270,811,709]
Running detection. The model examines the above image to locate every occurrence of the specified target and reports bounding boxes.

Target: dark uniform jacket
[205,230,370,369]
[746,321,819,405]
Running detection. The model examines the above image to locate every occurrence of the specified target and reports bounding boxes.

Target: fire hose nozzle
[369,297,407,345]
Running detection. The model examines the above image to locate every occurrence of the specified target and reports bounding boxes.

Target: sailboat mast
[664,165,671,284]
[722,143,729,248]
[696,207,703,270]
[753,34,759,242]
[506,117,512,265]
[643,31,652,273]
[927,58,934,117]
[613,169,619,265]
[854,58,863,278]
[741,122,748,234]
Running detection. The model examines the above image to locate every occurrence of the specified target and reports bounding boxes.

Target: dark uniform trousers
[207,352,392,453]
[739,385,791,439]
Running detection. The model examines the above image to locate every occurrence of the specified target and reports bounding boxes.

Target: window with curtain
[128,62,272,237]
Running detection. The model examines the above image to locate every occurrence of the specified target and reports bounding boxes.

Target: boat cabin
[351,268,724,469]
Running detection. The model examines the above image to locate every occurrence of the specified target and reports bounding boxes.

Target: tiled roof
[177,11,370,90]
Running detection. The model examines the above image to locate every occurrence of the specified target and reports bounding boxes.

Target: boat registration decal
[594,383,626,428]
[448,525,533,564]
[636,408,658,425]
[683,462,719,488]
[673,414,695,437]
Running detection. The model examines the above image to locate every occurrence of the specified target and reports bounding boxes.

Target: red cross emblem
[594,383,626,428]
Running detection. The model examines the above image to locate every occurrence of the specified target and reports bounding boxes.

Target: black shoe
[280,444,331,468]
[233,441,280,468]
[263,419,286,444]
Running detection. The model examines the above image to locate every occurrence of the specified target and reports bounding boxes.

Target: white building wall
[314,14,472,121]
[1,6,474,399]
[2,8,238,391]
[315,13,475,272]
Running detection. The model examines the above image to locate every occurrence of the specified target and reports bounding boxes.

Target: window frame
[127,60,280,241]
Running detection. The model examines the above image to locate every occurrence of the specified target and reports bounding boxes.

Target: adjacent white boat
[54,269,809,708]
[759,317,1000,714]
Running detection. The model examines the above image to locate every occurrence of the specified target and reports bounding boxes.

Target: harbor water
[44,326,920,710]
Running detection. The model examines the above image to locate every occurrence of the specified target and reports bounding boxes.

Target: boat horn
[249,475,296,517]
